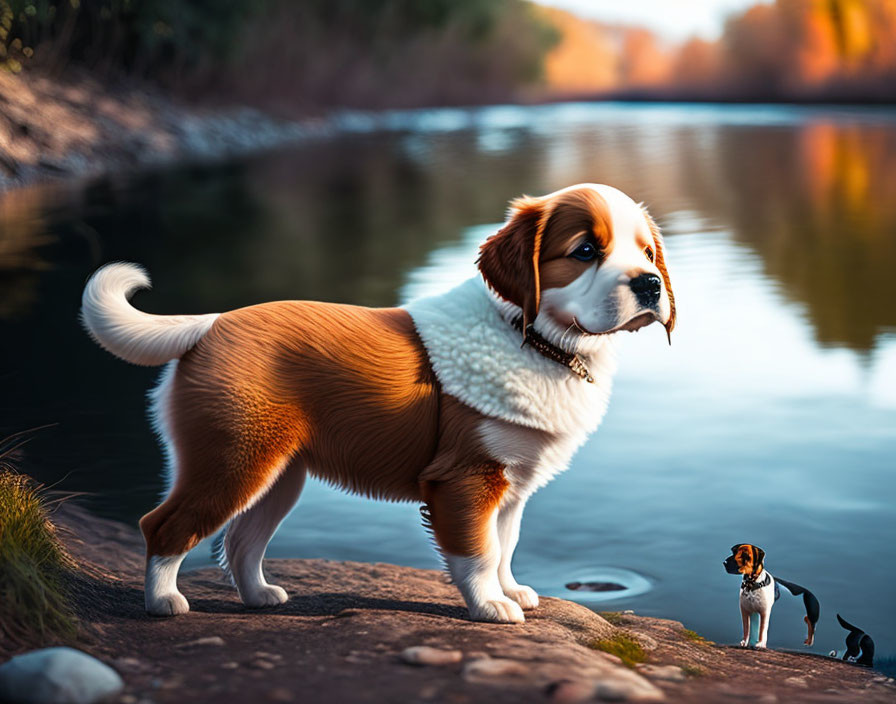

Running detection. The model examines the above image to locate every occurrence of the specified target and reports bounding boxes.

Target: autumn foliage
[541,0,896,101]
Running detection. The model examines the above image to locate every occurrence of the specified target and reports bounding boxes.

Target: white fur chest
[404,277,616,435]
[740,573,776,614]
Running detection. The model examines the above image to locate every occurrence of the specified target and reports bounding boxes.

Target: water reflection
[709,122,896,350]
[0,188,55,320]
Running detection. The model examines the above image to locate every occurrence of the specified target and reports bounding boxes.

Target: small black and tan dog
[834,614,875,667]
[723,544,820,648]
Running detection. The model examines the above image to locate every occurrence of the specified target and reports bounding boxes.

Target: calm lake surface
[2,102,895,659]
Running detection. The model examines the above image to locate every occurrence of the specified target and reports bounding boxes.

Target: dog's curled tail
[837,614,861,633]
[81,263,219,366]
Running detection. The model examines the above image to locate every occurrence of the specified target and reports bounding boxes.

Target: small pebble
[253,651,282,660]
[401,646,463,666]
[636,664,686,682]
[251,660,276,670]
[783,676,808,689]
[178,637,225,648]
[462,658,529,683]
[221,662,239,670]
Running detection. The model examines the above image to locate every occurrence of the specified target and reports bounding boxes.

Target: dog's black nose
[630,273,662,307]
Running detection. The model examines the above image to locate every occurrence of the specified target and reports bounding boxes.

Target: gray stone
[0,647,124,704]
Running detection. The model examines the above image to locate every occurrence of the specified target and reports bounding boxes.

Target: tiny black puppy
[836,614,874,667]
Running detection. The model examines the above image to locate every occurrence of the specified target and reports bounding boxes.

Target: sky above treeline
[536,0,771,40]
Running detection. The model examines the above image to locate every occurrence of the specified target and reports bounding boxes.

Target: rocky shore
[0,502,891,703]
[0,71,321,192]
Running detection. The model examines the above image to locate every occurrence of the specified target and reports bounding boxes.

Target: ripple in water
[562,567,652,603]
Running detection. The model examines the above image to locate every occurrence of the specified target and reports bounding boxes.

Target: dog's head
[477,184,675,343]
[724,544,766,576]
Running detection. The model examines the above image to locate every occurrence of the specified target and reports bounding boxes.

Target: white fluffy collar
[403,276,617,435]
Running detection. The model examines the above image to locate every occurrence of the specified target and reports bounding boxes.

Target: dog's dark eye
[570,242,598,262]
[644,246,655,263]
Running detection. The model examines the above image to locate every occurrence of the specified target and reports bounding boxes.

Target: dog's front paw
[146,592,190,617]
[242,584,288,608]
[755,641,767,649]
[470,597,525,624]
[504,584,539,610]
[739,639,749,647]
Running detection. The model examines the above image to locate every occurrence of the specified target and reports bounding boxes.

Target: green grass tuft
[682,627,712,645]
[589,632,647,668]
[0,464,77,652]
[681,663,705,677]
[598,611,629,626]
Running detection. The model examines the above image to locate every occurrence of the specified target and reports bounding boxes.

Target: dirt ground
[22,503,894,703]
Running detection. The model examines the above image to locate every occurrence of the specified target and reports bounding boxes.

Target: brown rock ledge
[18,503,892,703]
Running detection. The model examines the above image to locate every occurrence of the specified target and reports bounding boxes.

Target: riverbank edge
[1,499,892,703]
[0,70,331,193]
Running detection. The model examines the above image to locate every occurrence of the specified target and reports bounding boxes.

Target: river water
[2,102,894,659]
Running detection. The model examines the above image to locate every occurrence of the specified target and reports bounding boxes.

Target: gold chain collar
[510,317,594,383]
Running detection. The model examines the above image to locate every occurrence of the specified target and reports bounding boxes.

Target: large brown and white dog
[81,183,675,623]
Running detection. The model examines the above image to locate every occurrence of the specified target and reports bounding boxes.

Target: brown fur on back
[140,302,442,556]
[180,301,440,499]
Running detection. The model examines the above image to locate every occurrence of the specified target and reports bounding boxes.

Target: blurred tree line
[2,0,893,107]
[542,0,896,102]
[713,0,896,99]
[0,0,558,109]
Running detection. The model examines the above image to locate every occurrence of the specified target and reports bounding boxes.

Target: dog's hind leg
[139,404,303,618]
[220,460,306,608]
[140,450,295,616]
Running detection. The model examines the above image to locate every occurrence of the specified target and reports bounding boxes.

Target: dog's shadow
[189,593,470,621]
[77,575,471,623]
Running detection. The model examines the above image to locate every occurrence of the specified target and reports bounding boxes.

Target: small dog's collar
[741,572,771,592]
[510,316,594,383]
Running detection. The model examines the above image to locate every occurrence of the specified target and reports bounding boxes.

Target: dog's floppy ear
[752,545,766,570]
[477,195,545,341]
[643,209,676,338]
